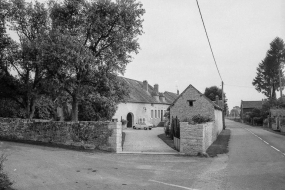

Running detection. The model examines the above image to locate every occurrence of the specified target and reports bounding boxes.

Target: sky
[122,0,285,110]
[9,0,285,110]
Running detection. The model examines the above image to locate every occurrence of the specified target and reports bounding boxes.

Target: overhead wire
[195,0,223,82]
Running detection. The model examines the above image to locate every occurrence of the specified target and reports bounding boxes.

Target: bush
[164,121,170,136]
[192,114,212,124]
[0,154,14,190]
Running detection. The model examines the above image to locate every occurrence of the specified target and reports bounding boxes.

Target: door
[127,113,133,128]
[161,110,163,121]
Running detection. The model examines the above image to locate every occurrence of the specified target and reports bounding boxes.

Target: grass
[0,154,14,190]
[206,129,231,157]
[157,134,176,150]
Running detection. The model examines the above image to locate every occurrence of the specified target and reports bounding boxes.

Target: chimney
[154,84,159,93]
[177,90,179,95]
[159,93,166,102]
[143,80,148,92]
[215,95,219,105]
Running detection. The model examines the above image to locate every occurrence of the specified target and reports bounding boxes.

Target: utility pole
[222,81,225,129]
[279,52,284,98]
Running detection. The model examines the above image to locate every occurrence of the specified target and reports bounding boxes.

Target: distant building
[112,77,178,127]
[240,100,263,121]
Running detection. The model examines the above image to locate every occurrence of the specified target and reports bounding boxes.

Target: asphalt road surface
[1,119,285,190]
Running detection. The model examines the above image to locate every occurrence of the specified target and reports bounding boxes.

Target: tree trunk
[71,95,78,122]
[29,99,36,119]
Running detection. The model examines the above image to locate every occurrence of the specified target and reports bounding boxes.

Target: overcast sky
[123,0,285,110]
[11,0,285,110]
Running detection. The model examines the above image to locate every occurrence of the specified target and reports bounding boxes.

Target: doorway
[127,113,133,128]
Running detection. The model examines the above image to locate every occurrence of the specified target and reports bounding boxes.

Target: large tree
[0,0,51,118]
[42,0,144,121]
[204,86,228,113]
[252,37,285,99]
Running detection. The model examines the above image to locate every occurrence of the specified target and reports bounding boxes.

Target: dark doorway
[127,113,133,128]
[161,110,163,121]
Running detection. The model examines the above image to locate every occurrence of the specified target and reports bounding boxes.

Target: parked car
[133,121,153,130]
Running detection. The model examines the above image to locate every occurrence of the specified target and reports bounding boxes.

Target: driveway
[122,127,178,153]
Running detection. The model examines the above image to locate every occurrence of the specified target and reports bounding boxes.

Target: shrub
[192,114,212,124]
[0,154,14,190]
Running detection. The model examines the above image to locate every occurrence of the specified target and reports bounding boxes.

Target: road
[193,119,285,190]
[1,119,285,190]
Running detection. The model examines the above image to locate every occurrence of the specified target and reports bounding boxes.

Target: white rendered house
[112,77,178,127]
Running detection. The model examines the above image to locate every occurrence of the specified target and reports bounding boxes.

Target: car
[133,121,153,130]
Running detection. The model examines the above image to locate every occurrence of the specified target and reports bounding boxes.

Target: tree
[42,0,144,121]
[253,37,285,99]
[0,0,50,118]
[204,86,228,113]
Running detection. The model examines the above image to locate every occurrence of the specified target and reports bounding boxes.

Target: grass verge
[157,134,176,150]
[0,154,14,190]
[206,129,231,157]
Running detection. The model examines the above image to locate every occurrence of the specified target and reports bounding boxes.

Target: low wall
[180,120,222,155]
[0,117,122,152]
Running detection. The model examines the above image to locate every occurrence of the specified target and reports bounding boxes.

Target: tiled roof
[241,101,262,109]
[118,77,178,104]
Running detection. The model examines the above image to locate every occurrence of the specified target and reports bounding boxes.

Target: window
[188,100,195,107]
[155,110,157,118]
[158,110,160,118]
[151,110,154,118]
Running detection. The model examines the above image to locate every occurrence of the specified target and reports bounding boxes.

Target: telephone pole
[222,81,225,129]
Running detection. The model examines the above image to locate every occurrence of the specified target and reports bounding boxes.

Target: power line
[195,0,223,82]
[224,84,255,89]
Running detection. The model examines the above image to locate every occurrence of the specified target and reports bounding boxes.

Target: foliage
[0,0,50,119]
[0,99,26,118]
[191,114,212,124]
[252,37,285,99]
[204,86,228,113]
[0,154,14,190]
[41,0,145,121]
[164,111,170,120]
[171,117,180,139]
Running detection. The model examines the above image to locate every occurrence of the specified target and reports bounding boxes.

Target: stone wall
[0,117,122,152]
[180,120,222,155]
[170,85,215,122]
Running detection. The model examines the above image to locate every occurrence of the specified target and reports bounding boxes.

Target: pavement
[1,119,285,190]
[122,127,178,153]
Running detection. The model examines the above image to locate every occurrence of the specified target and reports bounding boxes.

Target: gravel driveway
[122,127,178,153]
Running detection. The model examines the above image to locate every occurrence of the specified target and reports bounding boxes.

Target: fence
[171,116,180,151]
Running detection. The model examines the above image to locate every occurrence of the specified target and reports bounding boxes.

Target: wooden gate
[171,116,180,151]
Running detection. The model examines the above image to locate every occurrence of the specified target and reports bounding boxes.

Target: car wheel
[149,128,152,130]
[144,127,147,130]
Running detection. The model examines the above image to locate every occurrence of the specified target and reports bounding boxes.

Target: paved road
[193,119,285,190]
[1,141,209,190]
[1,120,285,190]
[123,127,178,153]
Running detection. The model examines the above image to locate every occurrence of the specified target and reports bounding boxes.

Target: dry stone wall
[0,117,122,152]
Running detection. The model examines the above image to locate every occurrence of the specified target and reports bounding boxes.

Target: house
[240,100,263,121]
[169,84,223,123]
[112,77,178,128]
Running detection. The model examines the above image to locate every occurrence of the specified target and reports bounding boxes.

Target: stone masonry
[170,85,215,122]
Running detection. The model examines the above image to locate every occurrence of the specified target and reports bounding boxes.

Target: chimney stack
[177,90,179,95]
[143,80,148,92]
[154,84,159,93]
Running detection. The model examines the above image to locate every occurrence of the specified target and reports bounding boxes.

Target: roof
[118,77,178,104]
[270,109,285,117]
[170,84,223,110]
[241,101,263,109]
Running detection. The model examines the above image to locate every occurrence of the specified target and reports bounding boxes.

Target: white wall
[112,102,169,126]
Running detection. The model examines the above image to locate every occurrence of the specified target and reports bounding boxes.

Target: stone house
[112,77,178,127]
[169,84,223,123]
[240,100,263,121]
